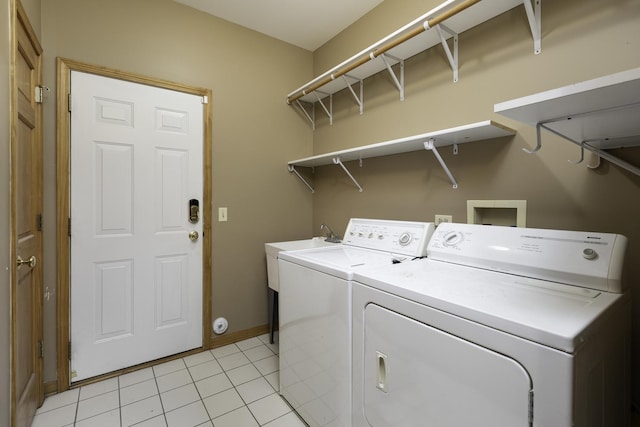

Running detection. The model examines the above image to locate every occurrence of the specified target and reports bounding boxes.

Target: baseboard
[210,324,269,349]
[44,381,57,396]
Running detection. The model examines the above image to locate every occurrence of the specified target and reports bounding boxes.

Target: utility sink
[265,237,339,292]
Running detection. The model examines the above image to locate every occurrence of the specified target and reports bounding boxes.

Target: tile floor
[31,334,306,427]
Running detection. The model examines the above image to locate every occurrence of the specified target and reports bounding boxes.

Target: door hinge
[528,389,534,425]
[37,340,43,358]
[68,93,71,112]
[68,217,71,237]
[68,342,72,360]
[35,85,49,104]
[202,95,208,104]
[37,213,43,231]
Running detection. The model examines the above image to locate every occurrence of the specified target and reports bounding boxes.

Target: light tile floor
[32,334,306,427]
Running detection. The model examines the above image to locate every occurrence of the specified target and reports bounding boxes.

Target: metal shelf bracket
[533,118,640,176]
[288,165,315,193]
[333,156,363,192]
[314,91,333,125]
[342,74,364,114]
[380,53,405,101]
[294,100,315,130]
[424,138,459,189]
[522,123,544,154]
[435,24,459,82]
[523,0,542,54]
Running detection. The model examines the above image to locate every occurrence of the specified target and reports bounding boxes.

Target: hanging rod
[286,0,481,105]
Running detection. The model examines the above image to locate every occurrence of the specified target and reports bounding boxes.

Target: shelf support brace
[523,123,544,154]
[333,156,363,192]
[288,165,315,193]
[380,53,405,101]
[294,100,315,130]
[523,0,542,54]
[424,138,458,189]
[538,122,640,176]
[587,154,601,170]
[314,91,333,126]
[435,24,459,82]
[568,142,586,165]
[342,74,364,114]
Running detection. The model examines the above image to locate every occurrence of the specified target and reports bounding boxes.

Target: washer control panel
[342,218,435,257]
[429,223,628,293]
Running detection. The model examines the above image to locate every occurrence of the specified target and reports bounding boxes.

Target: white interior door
[70,71,204,382]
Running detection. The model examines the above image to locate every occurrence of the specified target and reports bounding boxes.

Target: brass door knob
[188,231,199,242]
[17,255,37,269]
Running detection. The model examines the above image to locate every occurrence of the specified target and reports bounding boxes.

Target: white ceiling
[173,0,384,51]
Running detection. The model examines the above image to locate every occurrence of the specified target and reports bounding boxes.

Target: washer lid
[279,246,402,279]
[353,260,627,353]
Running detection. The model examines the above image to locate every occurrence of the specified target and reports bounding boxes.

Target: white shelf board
[290,0,526,104]
[288,120,515,168]
[494,67,640,150]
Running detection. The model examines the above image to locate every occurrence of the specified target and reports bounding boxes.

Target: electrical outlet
[218,207,228,222]
[435,214,452,225]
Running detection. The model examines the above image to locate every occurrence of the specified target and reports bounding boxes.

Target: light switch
[218,207,228,222]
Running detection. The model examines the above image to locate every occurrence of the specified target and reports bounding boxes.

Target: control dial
[398,232,413,246]
[582,248,598,260]
[442,231,463,247]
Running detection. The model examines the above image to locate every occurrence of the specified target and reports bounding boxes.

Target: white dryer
[352,223,631,427]
[278,218,435,427]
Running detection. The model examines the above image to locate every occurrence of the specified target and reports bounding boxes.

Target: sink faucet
[320,223,341,243]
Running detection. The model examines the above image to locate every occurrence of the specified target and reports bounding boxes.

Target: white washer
[352,223,632,427]
[278,219,435,427]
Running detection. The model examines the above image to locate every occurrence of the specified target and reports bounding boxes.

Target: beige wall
[308,0,640,405]
[40,0,314,384]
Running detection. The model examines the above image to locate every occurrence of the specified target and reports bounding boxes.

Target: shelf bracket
[294,100,315,130]
[537,122,640,176]
[424,138,459,189]
[342,74,364,115]
[435,24,459,83]
[568,142,586,165]
[523,0,542,54]
[288,165,315,193]
[587,154,601,170]
[523,123,544,154]
[314,91,333,126]
[333,156,363,192]
[380,53,405,101]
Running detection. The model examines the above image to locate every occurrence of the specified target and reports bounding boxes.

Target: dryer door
[363,304,532,427]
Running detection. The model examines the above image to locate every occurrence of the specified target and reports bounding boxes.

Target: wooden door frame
[56,58,213,391]
[11,0,43,422]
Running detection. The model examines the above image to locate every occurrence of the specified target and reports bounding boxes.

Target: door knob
[17,255,37,269]
[188,231,199,242]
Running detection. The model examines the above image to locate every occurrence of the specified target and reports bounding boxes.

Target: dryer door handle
[376,351,388,393]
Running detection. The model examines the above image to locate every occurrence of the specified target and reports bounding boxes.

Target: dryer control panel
[342,218,435,257]
[428,223,627,293]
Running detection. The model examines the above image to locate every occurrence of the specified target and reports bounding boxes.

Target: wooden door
[11,2,44,427]
[69,71,204,381]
